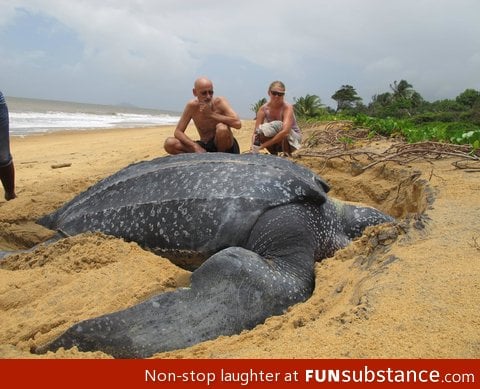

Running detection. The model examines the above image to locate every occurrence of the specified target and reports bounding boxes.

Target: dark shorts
[195,137,240,154]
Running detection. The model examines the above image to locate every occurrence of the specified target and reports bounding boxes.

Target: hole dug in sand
[297,156,435,219]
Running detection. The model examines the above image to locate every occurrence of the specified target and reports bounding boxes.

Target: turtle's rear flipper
[34,246,314,358]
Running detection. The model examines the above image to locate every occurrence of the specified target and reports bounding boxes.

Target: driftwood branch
[51,163,72,169]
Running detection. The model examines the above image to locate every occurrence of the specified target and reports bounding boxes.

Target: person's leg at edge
[0,101,15,201]
[0,161,15,201]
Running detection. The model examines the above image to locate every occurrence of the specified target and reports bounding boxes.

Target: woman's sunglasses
[270,91,285,97]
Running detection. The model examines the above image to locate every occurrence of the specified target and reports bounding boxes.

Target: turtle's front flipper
[34,245,315,358]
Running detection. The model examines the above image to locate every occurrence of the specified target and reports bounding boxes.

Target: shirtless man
[164,77,242,154]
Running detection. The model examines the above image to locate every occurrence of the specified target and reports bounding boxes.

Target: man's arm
[207,97,242,129]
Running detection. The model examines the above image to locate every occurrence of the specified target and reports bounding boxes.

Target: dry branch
[297,129,480,172]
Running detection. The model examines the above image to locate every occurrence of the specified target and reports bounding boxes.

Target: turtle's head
[332,199,395,239]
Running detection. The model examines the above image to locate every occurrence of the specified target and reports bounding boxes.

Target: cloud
[1,0,480,115]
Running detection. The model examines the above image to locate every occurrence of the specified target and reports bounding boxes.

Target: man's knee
[215,123,230,134]
[163,136,174,148]
[216,124,233,141]
[164,137,180,154]
[215,124,233,150]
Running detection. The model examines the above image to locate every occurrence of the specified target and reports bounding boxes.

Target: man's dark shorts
[195,137,240,154]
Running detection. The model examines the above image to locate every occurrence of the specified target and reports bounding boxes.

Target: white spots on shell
[294,186,305,196]
[178,204,188,217]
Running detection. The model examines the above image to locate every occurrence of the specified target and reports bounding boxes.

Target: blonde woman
[251,81,301,156]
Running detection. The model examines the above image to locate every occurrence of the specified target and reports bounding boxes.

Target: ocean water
[5,96,181,136]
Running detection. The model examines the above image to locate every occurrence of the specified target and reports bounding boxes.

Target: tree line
[250,80,480,148]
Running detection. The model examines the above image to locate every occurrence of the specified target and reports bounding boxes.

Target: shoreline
[10,124,181,139]
[10,121,254,140]
[10,121,254,152]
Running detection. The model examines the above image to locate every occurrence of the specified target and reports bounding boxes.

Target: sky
[1,0,479,117]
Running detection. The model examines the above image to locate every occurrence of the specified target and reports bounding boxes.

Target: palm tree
[390,80,414,100]
[293,94,324,119]
[250,98,267,119]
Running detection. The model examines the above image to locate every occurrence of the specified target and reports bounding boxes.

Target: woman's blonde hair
[269,81,286,91]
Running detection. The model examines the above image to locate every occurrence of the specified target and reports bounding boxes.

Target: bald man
[164,77,242,154]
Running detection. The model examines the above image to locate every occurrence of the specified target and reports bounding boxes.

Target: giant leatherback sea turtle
[33,153,393,358]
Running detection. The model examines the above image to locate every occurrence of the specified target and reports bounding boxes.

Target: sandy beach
[0,122,479,359]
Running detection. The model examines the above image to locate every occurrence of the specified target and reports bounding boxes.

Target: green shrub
[412,112,459,124]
